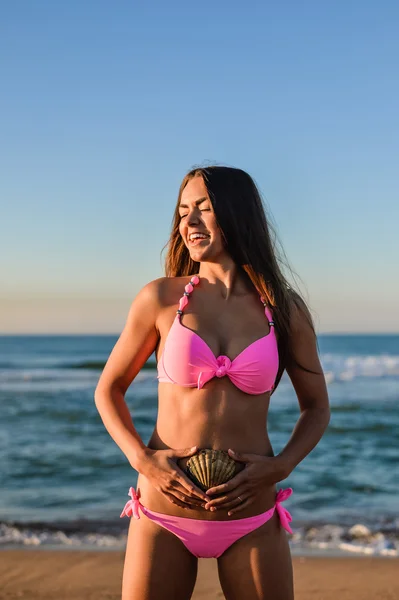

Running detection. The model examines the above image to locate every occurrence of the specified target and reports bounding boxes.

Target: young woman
[94,166,330,600]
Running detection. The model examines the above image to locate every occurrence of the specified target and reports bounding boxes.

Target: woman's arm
[275,297,331,477]
[94,278,210,508]
[94,279,162,471]
[204,297,331,515]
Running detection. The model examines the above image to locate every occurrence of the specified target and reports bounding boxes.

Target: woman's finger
[169,484,205,507]
[206,471,247,496]
[164,491,191,509]
[228,449,259,462]
[205,487,248,508]
[164,490,204,510]
[168,446,198,459]
[227,497,253,516]
[172,470,210,502]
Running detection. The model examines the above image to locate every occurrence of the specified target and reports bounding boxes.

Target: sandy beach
[0,550,398,599]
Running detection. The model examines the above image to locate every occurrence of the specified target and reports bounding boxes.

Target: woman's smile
[188,235,210,247]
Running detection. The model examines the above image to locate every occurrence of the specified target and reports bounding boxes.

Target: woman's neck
[197,263,252,300]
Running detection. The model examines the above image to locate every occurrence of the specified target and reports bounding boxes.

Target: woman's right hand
[138,446,210,509]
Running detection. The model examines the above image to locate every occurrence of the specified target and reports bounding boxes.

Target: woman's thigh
[217,511,294,600]
[122,514,198,600]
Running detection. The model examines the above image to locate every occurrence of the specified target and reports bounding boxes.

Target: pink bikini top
[157,275,279,395]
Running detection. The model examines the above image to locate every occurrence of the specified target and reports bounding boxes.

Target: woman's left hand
[205,449,289,516]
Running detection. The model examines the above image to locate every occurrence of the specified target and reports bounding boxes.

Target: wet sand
[0,550,398,599]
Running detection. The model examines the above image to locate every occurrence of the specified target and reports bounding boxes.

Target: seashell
[198,451,207,487]
[186,449,237,491]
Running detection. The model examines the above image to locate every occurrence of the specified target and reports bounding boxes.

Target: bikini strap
[260,296,275,327]
[176,275,200,317]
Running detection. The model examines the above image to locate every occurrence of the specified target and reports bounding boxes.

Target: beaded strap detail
[260,296,275,326]
[176,275,200,316]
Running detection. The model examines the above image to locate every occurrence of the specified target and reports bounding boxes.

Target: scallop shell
[186,449,237,491]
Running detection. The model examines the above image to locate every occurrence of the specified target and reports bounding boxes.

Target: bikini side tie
[275,487,293,534]
[120,486,141,519]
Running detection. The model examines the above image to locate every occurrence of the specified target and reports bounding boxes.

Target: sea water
[0,334,398,556]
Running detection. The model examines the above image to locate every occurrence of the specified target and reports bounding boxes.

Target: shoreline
[2,515,397,558]
[0,550,398,600]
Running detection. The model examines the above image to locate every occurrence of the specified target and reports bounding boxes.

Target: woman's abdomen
[134,385,277,520]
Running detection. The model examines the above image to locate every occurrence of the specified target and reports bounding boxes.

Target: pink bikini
[157,275,278,393]
[121,275,293,558]
[121,486,293,559]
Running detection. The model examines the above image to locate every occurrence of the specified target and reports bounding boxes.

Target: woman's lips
[188,236,210,246]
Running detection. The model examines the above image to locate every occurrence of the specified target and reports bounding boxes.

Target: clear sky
[1,1,398,334]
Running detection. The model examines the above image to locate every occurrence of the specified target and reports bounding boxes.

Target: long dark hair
[164,165,318,393]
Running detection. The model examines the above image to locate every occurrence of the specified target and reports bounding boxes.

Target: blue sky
[1,1,398,333]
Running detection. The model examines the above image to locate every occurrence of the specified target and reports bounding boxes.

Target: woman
[94,166,330,600]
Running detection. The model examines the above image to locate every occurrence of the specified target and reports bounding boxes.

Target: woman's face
[178,176,225,262]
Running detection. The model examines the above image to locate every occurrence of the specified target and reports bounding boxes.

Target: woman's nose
[187,208,201,226]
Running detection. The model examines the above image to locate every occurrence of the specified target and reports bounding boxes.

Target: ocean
[0,334,398,556]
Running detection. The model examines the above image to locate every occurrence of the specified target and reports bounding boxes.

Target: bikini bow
[120,486,141,519]
[196,355,232,388]
[275,487,293,534]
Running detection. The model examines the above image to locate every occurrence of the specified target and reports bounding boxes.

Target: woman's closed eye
[180,208,211,219]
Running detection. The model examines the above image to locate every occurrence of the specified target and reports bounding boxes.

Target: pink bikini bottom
[120,486,293,559]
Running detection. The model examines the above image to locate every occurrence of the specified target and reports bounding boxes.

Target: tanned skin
[94,176,330,600]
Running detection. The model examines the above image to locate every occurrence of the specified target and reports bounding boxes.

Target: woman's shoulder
[135,275,193,310]
[286,289,315,336]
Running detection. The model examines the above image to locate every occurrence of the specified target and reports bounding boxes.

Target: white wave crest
[321,353,399,383]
